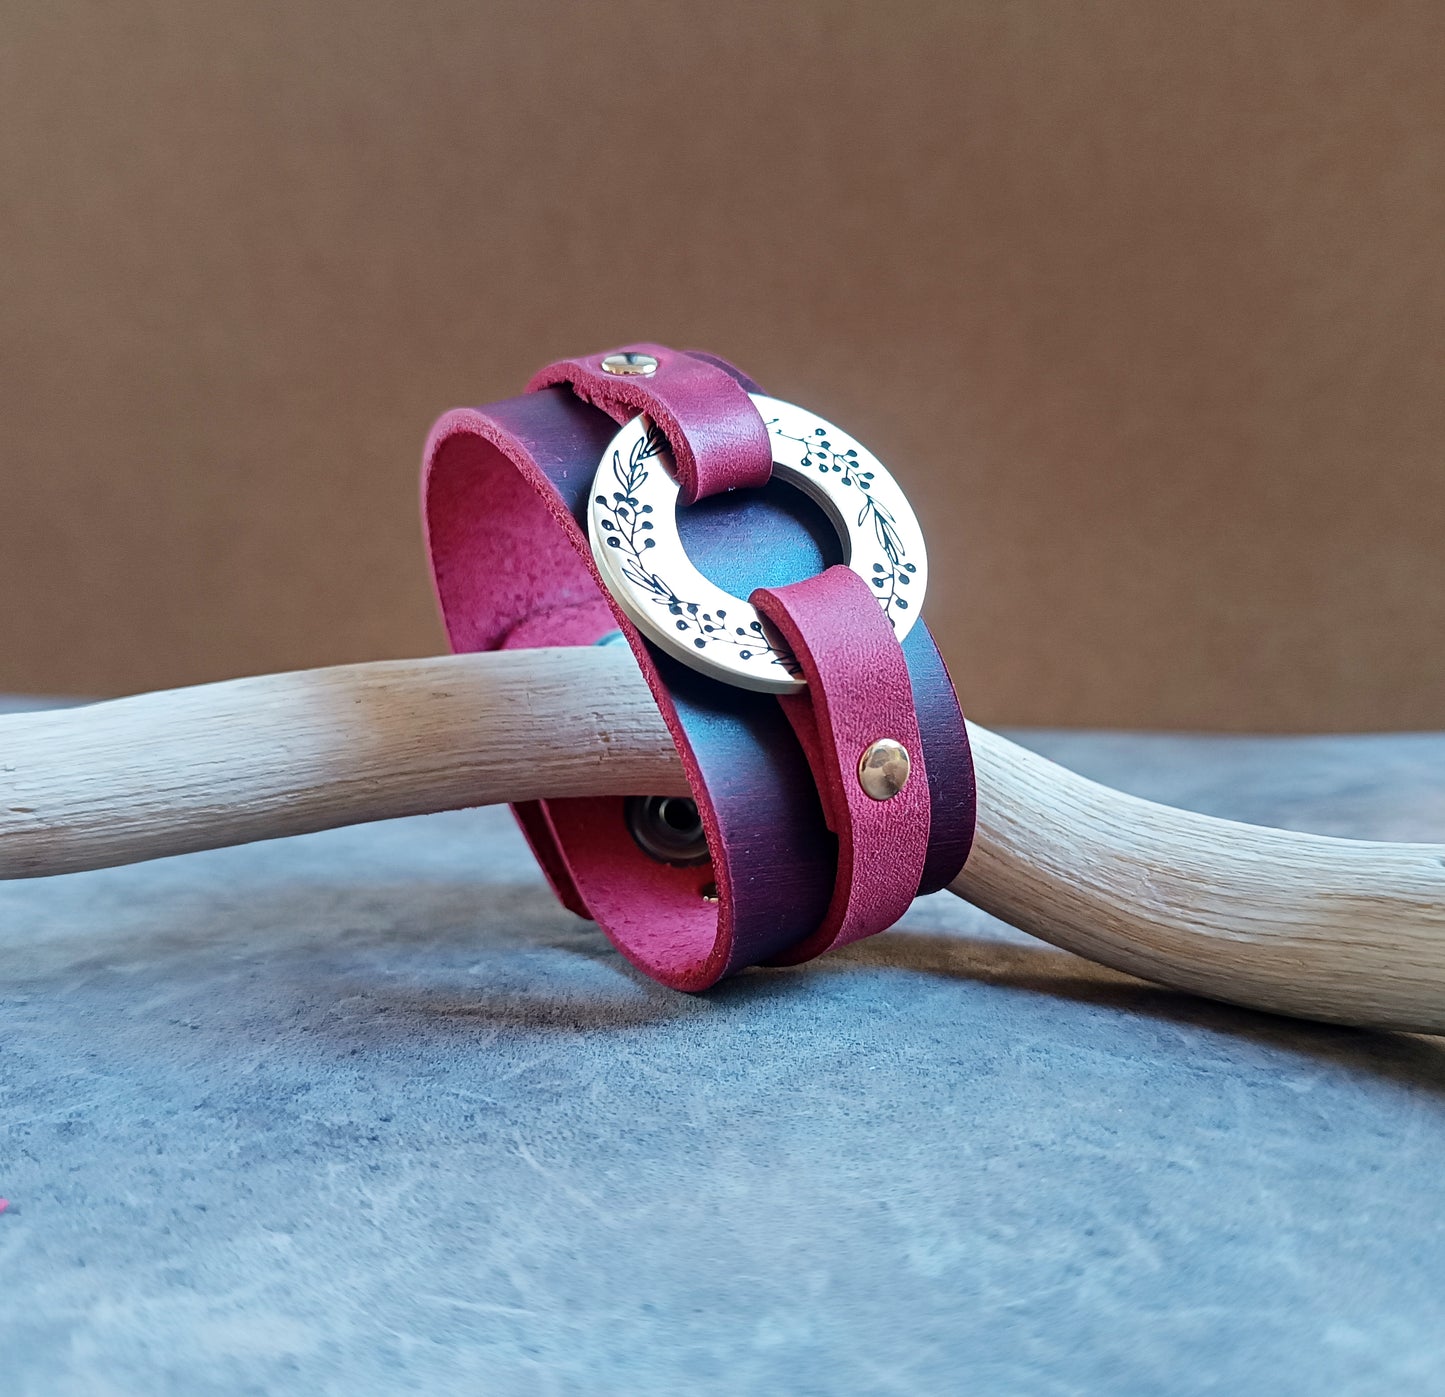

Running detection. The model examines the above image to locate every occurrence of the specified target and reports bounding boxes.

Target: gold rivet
[858,739,910,800]
[600,351,659,377]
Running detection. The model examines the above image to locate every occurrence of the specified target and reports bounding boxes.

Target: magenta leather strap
[752,565,932,964]
[423,346,975,990]
[527,342,773,505]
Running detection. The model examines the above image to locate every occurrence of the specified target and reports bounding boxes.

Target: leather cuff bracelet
[423,344,975,990]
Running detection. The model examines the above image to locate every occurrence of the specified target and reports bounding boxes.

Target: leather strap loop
[752,566,932,962]
[527,343,773,504]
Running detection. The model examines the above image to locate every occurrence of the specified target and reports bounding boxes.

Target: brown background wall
[2,1,1442,729]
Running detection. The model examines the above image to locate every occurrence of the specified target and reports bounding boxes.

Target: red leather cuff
[423,346,974,990]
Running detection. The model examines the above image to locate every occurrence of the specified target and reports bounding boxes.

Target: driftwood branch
[2,648,1443,1032]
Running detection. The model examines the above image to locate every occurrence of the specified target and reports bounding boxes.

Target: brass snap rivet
[600,351,659,377]
[858,739,911,800]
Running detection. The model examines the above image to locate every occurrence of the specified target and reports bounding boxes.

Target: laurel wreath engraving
[594,414,915,673]
[765,420,916,627]
[593,424,801,675]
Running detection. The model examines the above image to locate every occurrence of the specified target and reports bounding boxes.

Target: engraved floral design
[594,424,800,675]
[766,420,916,627]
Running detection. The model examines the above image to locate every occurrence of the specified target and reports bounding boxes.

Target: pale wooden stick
[2,648,1443,1032]
[953,726,1445,1033]
[0,650,688,878]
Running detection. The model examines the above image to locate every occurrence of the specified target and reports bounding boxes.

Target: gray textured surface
[3,712,1445,1396]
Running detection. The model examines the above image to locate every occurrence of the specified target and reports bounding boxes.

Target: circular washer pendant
[587,393,928,694]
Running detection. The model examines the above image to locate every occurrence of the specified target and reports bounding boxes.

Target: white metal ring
[587,393,928,694]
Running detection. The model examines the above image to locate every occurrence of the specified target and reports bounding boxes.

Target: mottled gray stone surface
[3,707,1444,1396]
